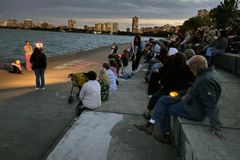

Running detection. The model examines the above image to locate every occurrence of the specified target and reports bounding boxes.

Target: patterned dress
[98,80,110,101]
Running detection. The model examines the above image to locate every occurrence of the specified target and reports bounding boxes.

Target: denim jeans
[151,96,192,133]
[34,68,45,88]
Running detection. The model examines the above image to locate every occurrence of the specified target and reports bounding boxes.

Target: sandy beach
[0,43,129,90]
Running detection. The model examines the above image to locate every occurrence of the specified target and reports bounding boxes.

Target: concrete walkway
[1,45,239,160]
[46,65,177,160]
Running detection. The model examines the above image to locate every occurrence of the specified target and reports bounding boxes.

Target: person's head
[86,71,97,80]
[219,30,227,38]
[109,59,118,68]
[99,68,110,84]
[102,63,110,70]
[33,47,42,54]
[172,52,186,67]
[186,55,208,76]
[184,49,196,60]
[134,35,141,45]
[25,41,30,46]
[15,59,21,65]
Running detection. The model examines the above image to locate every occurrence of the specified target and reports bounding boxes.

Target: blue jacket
[183,68,222,131]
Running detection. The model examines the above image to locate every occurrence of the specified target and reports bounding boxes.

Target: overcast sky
[1,0,222,30]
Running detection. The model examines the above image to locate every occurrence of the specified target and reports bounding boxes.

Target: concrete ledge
[171,117,240,160]
[213,53,240,76]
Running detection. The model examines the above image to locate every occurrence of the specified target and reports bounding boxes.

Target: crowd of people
[77,32,226,145]
[12,32,227,145]
[130,31,227,144]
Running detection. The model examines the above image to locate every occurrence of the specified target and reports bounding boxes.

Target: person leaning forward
[134,55,225,145]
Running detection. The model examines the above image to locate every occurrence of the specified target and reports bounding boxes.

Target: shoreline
[0,43,129,90]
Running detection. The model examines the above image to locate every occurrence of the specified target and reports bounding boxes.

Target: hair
[187,55,208,72]
[86,71,97,80]
[33,47,42,54]
[219,30,227,38]
[99,68,110,84]
[172,52,186,68]
[25,40,29,44]
[133,35,141,46]
[102,63,110,70]
[109,59,118,68]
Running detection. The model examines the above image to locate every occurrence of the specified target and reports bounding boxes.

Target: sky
[1,0,222,30]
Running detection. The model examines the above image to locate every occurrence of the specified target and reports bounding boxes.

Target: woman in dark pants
[30,46,47,90]
[130,35,144,72]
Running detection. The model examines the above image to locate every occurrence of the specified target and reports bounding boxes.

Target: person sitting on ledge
[76,71,101,116]
[134,55,225,145]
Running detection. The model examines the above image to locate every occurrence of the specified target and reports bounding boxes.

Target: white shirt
[106,69,117,93]
[79,80,101,109]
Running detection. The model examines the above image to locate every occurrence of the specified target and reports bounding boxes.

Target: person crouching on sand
[30,43,47,90]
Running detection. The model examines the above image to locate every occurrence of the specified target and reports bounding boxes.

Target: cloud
[1,0,221,29]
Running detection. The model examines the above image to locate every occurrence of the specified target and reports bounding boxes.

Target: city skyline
[1,0,222,30]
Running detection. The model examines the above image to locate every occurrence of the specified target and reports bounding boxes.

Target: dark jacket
[183,68,222,131]
[30,51,47,70]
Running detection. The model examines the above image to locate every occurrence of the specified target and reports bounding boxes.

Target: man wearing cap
[134,55,225,144]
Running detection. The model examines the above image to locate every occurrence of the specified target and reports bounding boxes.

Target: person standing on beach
[30,44,47,90]
[130,35,144,73]
[24,41,33,71]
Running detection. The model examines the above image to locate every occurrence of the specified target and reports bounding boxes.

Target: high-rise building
[132,16,139,33]
[197,9,209,17]
[24,19,33,28]
[68,19,76,28]
[112,23,119,33]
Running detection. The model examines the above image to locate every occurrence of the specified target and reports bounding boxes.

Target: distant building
[0,19,8,27]
[112,23,119,33]
[24,19,33,28]
[94,22,119,34]
[132,16,139,33]
[84,25,95,31]
[197,9,209,17]
[7,19,18,27]
[68,19,76,28]
[162,24,171,32]
[175,25,181,33]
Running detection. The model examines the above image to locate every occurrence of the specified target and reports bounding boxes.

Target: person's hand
[212,130,225,140]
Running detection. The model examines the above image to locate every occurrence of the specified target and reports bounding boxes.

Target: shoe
[153,133,172,145]
[148,95,152,98]
[75,103,85,117]
[143,110,151,120]
[35,88,40,90]
[41,87,45,90]
[134,123,153,135]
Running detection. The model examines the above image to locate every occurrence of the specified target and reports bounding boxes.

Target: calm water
[0,29,138,63]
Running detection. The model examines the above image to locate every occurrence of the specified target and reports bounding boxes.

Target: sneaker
[142,68,148,72]
[148,95,152,98]
[41,87,45,90]
[134,123,153,135]
[153,133,172,145]
[35,88,40,90]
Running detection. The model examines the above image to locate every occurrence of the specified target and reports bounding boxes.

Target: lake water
[0,29,140,63]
